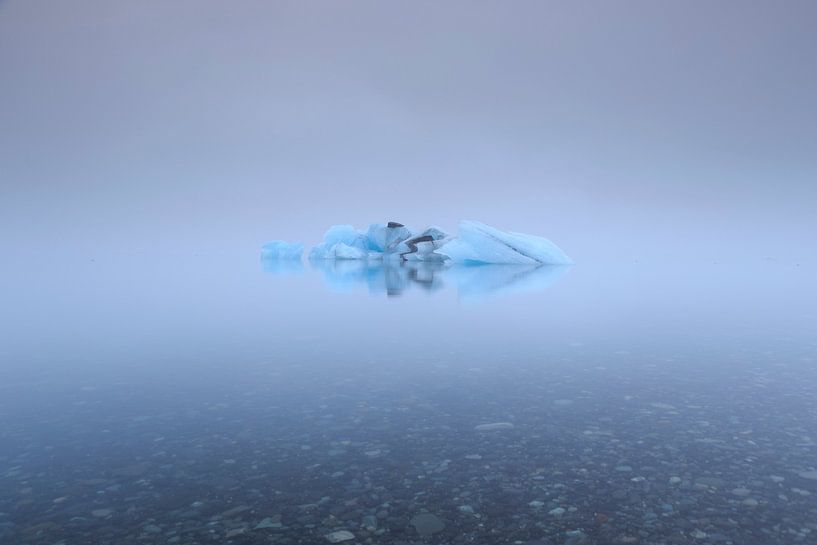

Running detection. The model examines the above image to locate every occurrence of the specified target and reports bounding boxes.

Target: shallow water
[1,254,815,545]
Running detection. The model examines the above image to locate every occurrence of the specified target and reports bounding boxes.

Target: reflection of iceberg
[261,241,305,274]
[270,220,572,265]
[261,255,305,275]
[446,264,570,298]
[309,259,446,297]
[306,260,568,298]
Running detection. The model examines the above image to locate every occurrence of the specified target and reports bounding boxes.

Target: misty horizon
[2,1,816,264]
[1,3,816,545]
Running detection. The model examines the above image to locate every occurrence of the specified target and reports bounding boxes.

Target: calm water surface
[1,253,815,545]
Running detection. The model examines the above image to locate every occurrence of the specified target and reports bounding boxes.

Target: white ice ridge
[438,221,573,265]
[264,221,572,265]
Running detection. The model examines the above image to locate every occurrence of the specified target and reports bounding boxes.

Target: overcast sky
[1,1,815,262]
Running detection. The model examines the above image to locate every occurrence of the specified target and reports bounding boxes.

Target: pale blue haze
[0,2,815,544]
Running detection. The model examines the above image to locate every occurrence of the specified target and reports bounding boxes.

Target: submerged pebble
[3,335,815,545]
[324,530,355,543]
[410,513,445,536]
[474,422,515,431]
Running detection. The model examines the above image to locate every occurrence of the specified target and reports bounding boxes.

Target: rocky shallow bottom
[2,346,816,545]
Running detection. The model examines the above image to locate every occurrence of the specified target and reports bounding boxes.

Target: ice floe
[265,220,571,265]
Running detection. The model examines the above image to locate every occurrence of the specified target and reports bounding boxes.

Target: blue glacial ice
[265,220,572,265]
[308,225,369,259]
[437,221,573,265]
[365,222,414,253]
[261,241,304,260]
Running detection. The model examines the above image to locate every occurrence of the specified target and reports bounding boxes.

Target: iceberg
[325,242,369,260]
[401,226,451,262]
[365,222,413,253]
[261,240,304,260]
[438,221,573,265]
[309,221,425,261]
[308,225,370,259]
[321,224,368,250]
[265,220,572,265]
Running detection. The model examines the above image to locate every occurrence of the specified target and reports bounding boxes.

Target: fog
[2,6,817,543]
[1,0,815,265]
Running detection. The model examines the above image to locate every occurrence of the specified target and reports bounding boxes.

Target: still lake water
[1,252,815,545]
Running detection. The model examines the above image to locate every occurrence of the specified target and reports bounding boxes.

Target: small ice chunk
[261,241,304,260]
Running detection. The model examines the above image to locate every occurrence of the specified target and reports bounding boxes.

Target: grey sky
[1,1,815,262]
